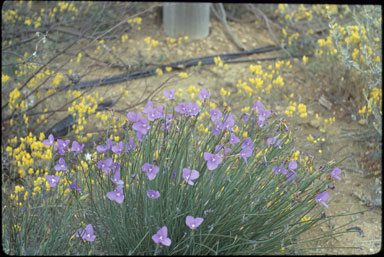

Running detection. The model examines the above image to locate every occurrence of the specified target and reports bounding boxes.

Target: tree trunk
[163,3,210,39]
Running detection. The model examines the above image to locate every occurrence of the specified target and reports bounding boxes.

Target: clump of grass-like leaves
[3,89,355,255]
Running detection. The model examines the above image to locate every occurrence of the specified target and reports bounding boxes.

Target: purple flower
[199,88,211,99]
[331,168,342,180]
[239,147,253,166]
[171,172,177,179]
[127,111,143,123]
[97,158,113,174]
[241,137,254,149]
[212,119,224,136]
[186,215,204,230]
[147,190,160,199]
[242,112,250,122]
[162,114,173,131]
[253,100,263,112]
[142,101,164,121]
[182,168,200,185]
[210,109,222,122]
[71,141,84,153]
[164,89,175,100]
[223,113,235,130]
[315,191,329,208]
[253,100,271,127]
[96,138,113,153]
[106,185,124,204]
[229,133,240,145]
[142,163,160,180]
[272,163,287,175]
[152,226,171,246]
[185,102,200,117]
[223,147,231,156]
[257,108,271,127]
[286,171,296,182]
[204,152,222,170]
[175,103,187,115]
[267,136,281,147]
[111,170,124,185]
[288,161,298,171]
[45,175,60,188]
[42,134,55,146]
[68,181,80,191]
[76,224,96,242]
[215,144,224,153]
[54,158,67,171]
[132,118,150,135]
[54,139,70,155]
[112,141,124,155]
[125,138,136,152]
[143,101,154,114]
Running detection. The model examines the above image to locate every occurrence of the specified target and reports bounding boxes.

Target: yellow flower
[302,55,308,64]
[179,72,188,79]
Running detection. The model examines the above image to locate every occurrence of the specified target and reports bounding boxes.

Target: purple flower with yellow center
[199,88,211,99]
[241,137,254,149]
[96,138,113,153]
[223,113,235,130]
[106,185,124,204]
[331,168,342,180]
[42,134,55,146]
[54,158,67,171]
[185,102,200,117]
[97,158,113,174]
[147,190,160,199]
[315,191,329,208]
[46,175,60,188]
[132,118,150,135]
[76,224,96,242]
[204,152,222,170]
[111,170,124,185]
[142,163,160,180]
[175,103,187,115]
[210,109,222,122]
[112,141,124,155]
[164,89,175,100]
[127,111,143,123]
[152,226,171,246]
[183,168,200,185]
[239,147,253,166]
[68,180,80,191]
[71,141,84,153]
[186,215,204,230]
[229,133,240,145]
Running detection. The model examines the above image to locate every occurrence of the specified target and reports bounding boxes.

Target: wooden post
[163,3,210,39]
